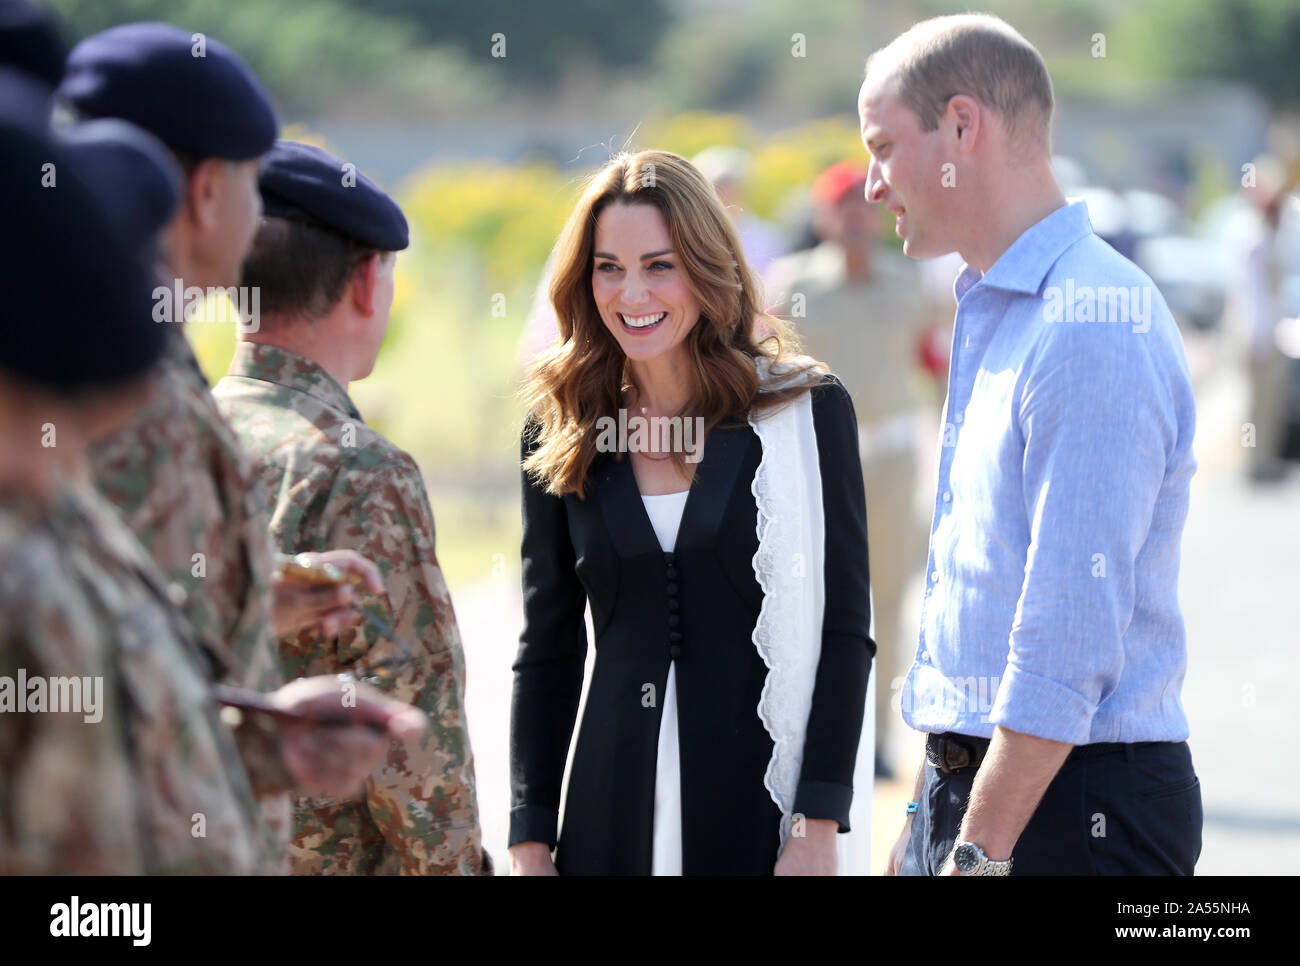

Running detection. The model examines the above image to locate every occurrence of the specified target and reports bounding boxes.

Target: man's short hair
[866,14,1054,150]
[242,216,378,324]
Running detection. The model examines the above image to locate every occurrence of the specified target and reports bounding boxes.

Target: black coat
[509,376,875,875]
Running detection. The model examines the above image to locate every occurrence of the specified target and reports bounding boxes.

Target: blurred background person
[692,145,789,276]
[1227,154,1297,482]
[765,160,935,778]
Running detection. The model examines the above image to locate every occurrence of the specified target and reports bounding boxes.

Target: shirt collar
[953,199,1094,299]
[227,341,362,420]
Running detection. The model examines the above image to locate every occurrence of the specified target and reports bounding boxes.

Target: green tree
[1125,0,1300,107]
[343,0,675,85]
[45,0,453,111]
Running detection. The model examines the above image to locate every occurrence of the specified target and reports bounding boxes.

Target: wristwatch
[952,841,1012,876]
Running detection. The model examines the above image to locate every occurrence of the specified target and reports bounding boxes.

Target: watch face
[954,844,981,873]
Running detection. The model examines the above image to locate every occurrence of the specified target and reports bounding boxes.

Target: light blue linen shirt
[900,200,1197,745]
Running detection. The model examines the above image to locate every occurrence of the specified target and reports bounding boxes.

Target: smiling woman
[521,150,817,495]
[509,150,876,876]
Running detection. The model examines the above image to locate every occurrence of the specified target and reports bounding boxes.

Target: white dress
[641,490,689,876]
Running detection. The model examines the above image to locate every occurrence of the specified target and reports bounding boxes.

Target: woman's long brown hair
[521,150,823,497]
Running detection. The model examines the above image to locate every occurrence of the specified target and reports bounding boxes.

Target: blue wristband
[906,801,919,815]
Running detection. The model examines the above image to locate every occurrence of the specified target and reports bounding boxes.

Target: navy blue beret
[0,80,164,391]
[0,64,53,131]
[259,140,409,251]
[58,21,277,160]
[0,0,66,89]
[59,118,183,256]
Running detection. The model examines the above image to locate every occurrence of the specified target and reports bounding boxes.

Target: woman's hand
[883,814,914,875]
[773,818,838,875]
[509,841,559,876]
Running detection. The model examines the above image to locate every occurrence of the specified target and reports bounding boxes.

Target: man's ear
[946,94,982,153]
[350,252,381,317]
[185,158,225,232]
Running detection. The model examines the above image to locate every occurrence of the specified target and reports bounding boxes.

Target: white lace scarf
[748,356,828,850]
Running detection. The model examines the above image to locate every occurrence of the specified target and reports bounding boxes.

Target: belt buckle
[928,734,972,773]
[943,735,972,771]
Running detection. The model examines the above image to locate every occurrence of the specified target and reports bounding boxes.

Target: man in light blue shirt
[860,14,1202,876]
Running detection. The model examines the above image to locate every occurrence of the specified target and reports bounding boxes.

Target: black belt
[925,732,1151,774]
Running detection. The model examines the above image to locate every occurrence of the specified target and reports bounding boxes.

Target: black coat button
[664,552,676,565]
[666,582,679,595]
[668,614,680,628]
[665,566,678,579]
[668,598,679,612]
[669,630,683,643]
[669,644,681,659]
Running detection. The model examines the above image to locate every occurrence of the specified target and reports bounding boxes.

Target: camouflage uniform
[0,481,285,875]
[214,342,488,876]
[90,326,290,871]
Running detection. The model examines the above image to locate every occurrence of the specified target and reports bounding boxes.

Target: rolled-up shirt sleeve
[991,318,1176,744]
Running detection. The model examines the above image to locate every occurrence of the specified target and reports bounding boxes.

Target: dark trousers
[901,738,1203,875]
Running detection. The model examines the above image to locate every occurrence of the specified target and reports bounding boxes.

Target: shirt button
[920,650,930,662]
[955,411,964,424]
[166,582,188,607]
[930,570,939,583]
[943,491,952,503]
[669,645,681,659]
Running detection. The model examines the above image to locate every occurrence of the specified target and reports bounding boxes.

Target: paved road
[1174,365,1300,874]
[451,355,1300,875]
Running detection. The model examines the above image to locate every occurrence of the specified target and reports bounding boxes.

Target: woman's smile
[619,311,667,333]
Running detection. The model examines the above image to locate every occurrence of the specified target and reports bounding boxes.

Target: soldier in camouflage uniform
[1,474,278,875]
[0,412,428,875]
[55,24,397,872]
[58,23,285,695]
[0,94,263,873]
[214,140,489,875]
[58,24,293,869]
[0,100,423,875]
[91,328,287,692]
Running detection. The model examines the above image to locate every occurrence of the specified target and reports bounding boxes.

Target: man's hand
[508,842,559,876]
[774,818,838,875]
[956,725,1073,863]
[271,675,426,798]
[271,549,384,637]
